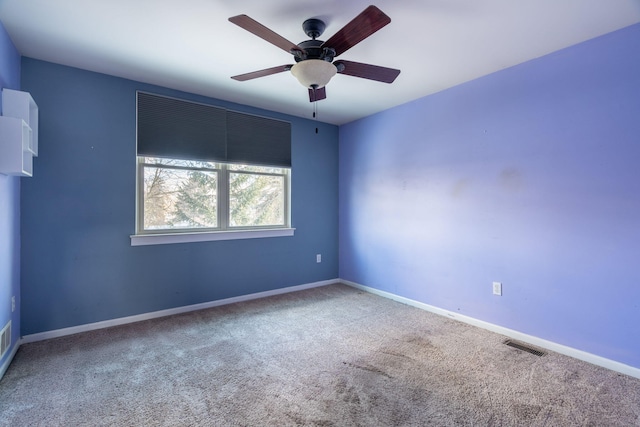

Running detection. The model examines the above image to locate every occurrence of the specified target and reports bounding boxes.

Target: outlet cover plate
[493,282,502,296]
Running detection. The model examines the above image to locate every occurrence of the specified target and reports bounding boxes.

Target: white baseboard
[22,279,339,344]
[0,340,21,380]
[341,279,640,380]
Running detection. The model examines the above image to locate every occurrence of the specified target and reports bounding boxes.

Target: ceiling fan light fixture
[290,59,337,89]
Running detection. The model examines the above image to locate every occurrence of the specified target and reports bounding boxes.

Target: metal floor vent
[504,339,545,357]
[0,320,11,359]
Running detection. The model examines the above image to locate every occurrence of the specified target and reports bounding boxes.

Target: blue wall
[0,21,21,368]
[20,58,339,335]
[339,24,640,368]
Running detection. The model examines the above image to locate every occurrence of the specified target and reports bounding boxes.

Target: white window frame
[131,157,294,246]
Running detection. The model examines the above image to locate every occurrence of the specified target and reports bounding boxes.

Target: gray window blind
[226,111,291,167]
[137,92,227,161]
[137,92,291,167]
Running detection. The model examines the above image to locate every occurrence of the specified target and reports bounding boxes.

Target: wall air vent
[0,320,11,359]
[504,339,545,357]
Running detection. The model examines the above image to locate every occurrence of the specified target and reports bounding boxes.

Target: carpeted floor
[1,284,639,426]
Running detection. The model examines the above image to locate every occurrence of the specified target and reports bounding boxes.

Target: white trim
[130,227,295,246]
[0,339,21,381]
[21,279,338,344]
[341,279,640,380]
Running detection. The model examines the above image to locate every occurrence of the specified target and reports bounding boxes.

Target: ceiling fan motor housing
[294,39,336,63]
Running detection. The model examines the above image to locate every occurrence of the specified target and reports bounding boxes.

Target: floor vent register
[504,339,546,357]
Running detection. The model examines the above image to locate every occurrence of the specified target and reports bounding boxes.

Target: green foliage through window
[138,157,289,233]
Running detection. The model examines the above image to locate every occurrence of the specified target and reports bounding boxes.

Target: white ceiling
[1,1,639,125]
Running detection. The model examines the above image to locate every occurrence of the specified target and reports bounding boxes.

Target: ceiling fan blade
[334,60,400,83]
[229,15,301,54]
[231,65,293,81]
[321,6,391,57]
[308,86,327,102]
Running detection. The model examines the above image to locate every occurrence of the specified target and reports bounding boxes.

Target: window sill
[130,228,295,246]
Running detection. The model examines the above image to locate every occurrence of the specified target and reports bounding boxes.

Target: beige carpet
[1,284,639,426]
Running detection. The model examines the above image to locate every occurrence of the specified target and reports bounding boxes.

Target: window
[132,92,293,245]
[137,157,290,234]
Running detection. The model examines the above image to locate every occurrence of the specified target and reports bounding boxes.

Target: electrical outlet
[492,282,502,296]
[316,254,322,263]
[11,296,15,312]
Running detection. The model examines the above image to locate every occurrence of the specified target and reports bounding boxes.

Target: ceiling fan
[229,5,401,102]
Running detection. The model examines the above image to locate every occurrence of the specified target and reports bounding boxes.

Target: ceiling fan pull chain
[314,100,319,134]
